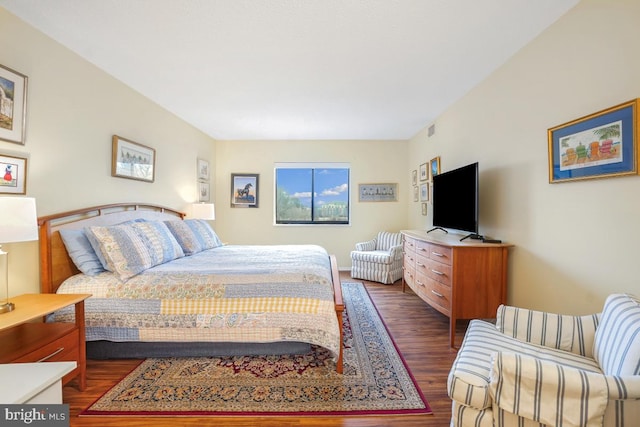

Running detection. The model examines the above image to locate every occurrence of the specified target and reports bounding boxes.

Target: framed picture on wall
[111,135,155,182]
[430,156,441,177]
[420,183,429,201]
[197,158,210,181]
[0,64,28,145]
[231,173,259,207]
[198,182,210,202]
[358,183,398,202]
[419,163,428,181]
[548,98,639,183]
[0,153,27,194]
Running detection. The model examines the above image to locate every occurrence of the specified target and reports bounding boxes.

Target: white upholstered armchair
[350,231,402,284]
[448,293,640,427]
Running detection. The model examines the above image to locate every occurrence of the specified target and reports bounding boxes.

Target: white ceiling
[0,0,578,140]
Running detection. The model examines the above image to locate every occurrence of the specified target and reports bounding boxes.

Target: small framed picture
[197,158,210,181]
[420,183,429,201]
[198,182,210,202]
[419,163,428,181]
[111,135,155,182]
[421,203,428,216]
[430,157,441,177]
[412,169,417,186]
[413,185,419,202]
[358,183,398,202]
[0,64,28,145]
[231,173,259,208]
[0,153,27,194]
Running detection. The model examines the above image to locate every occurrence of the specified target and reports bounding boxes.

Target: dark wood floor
[62,272,467,426]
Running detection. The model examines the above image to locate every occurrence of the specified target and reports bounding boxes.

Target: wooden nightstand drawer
[13,328,79,363]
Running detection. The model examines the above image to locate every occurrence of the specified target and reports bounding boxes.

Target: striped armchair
[448,293,640,427]
[350,231,402,284]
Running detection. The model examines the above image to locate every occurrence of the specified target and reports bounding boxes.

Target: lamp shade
[190,203,215,220]
[0,197,38,244]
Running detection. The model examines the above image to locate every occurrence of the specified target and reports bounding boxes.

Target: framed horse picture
[231,173,259,208]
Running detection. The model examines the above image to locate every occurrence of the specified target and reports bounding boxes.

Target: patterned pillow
[593,293,640,375]
[164,219,223,255]
[85,221,184,281]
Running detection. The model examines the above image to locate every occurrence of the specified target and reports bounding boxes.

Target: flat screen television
[431,162,479,238]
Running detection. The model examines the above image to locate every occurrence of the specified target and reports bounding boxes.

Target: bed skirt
[86,340,312,359]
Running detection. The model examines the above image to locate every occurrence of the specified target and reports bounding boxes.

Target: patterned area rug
[81,282,431,416]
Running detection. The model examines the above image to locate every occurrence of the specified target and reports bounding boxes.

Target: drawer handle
[416,262,424,267]
[37,347,65,362]
[432,252,444,257]
[431,269,444,275]
[416,280,424,287]
[431,290,444,298]
[418,247,427,252]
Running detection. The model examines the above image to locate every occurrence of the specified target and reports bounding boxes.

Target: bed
[38,203,344,373]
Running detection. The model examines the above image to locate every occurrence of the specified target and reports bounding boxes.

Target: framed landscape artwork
[0,64,28,145]
[111,135,156,182]
[548,99,639,183]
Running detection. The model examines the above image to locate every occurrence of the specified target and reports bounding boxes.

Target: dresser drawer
[403,236,417,253]
[422,276,452,313]
[415,240,430,257]
[403,251,415,266]
[403,265,415,288]
[427,243,452,265]
[422,257,452,286]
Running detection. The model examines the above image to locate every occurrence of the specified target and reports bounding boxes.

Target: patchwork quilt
[53,244,340,357]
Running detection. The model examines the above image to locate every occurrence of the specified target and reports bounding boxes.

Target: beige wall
[214,139,408,268]
[0,8,215,296]
[3,0,638,315]
[409,0,640,314]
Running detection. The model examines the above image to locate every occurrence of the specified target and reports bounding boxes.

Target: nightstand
[0,293,91,390]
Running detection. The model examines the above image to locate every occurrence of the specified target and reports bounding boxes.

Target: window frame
[274,162,351,225]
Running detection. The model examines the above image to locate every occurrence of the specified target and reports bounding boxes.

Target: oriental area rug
[81,282,431,417]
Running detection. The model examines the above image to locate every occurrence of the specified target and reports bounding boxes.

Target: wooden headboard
[37,203,185,294]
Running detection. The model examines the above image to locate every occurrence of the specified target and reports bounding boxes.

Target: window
[275,163,350,224]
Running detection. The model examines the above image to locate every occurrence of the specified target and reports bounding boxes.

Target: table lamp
[190,202,215,220]
[0,197,38,314]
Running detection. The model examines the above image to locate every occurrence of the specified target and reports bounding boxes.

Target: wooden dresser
[401,230,512,347]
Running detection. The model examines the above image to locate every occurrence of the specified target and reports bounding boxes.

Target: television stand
[460,233,483,241]
[427,227,448,234]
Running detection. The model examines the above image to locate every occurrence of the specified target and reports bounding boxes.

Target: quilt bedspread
[53,244,340,357]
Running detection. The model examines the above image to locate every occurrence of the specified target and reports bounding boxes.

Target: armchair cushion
[496,304,600,357]
[490,352,609,427]
[594,293,640,375]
